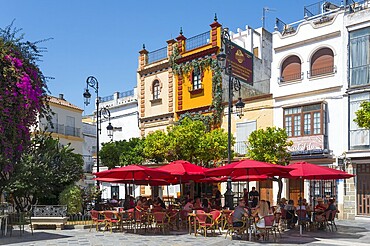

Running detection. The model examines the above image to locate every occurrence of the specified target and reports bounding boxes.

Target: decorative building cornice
[176,46,219,64]
[138,61,170,76]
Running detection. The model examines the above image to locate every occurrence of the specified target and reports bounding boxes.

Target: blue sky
[1,0,314,114]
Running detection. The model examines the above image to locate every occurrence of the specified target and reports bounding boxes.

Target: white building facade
[96,88,141,201]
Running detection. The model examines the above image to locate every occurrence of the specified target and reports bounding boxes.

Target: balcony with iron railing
[42,123,81,138]
[185,31,210,51]
[308,65,337,78]
[304,0,342,18]
[278,72,304,83]
[118,89,134,98]
[148,46,167,64]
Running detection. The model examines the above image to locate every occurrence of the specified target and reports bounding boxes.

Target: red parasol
[282,162,355,180]
[205,159,293,177]
[94,177,170,186]
[156,160,208,182]
[94,164,171,180]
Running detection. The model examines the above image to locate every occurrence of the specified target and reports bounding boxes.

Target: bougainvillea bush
[0,23,50,177]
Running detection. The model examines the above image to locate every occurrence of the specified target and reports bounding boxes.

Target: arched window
[152,80,160,100]
[310,48,334,77]
[281,55,302,82]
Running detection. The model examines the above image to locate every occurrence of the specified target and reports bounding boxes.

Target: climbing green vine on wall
[169,46,224,129]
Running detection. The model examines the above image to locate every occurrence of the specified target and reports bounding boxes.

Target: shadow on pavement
[0,230,72,245]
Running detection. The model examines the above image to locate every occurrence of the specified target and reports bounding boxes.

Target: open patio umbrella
[205,159,293,177]
[280,161,354,235]
[156,160,209,197]
[94,164,171,198]
[205,159,292,211]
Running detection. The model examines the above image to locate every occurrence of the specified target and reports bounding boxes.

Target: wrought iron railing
[186,31,210,51]
[65,126,81,137]
[148,46,167,64]
[275,18,302,36]
[279,72,304,83]
[309,65,336,77]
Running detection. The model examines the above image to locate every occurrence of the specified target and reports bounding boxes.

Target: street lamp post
[217,28,245,209]
[83,76,114,185]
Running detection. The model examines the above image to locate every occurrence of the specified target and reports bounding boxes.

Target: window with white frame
[192,69,202,90]
[152,80,160,100]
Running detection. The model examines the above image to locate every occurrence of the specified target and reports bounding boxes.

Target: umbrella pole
[167,184,170,207]
[299,177,303,236]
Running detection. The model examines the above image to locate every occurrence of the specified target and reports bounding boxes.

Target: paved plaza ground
[1,219,370,246]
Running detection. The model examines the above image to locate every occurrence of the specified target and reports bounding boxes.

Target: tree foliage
[246,127,292,165]
[6,133,83,211]
[246,127,293,201]
[142,131,168,164]
[59,184,83,214]
[99,138,145,169]
[142,118,230,166]
[354,101,370,129]
[0,22,51,188]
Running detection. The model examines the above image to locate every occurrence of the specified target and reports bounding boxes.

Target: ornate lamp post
[83,76,114,184]
[217,28,245,209]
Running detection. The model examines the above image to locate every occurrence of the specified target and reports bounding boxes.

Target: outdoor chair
[8,212,33,236]
[224,211,247,240]
[195,213,212,237]
[103,211,121,232]
[255,215,275,241]
[167,209,179,230]
[90,210,105,232]
[133,209,148,233]
[285,209,297,229]
[279,208,287,230]
[296,210,310,231]
[152,212,169,234]
[179,210,189,230]
[209,210,222,235]
[188,210,205,235]
[326,210,337,232]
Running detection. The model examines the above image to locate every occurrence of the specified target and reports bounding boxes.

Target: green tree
[59,184,82,214]
[354,101,370,129]
[6,132,83,211]
[142,131,168,164]
[198,128,229,167]
[246,127,293,201]
[166,118,205,162]
[100,138,145,169]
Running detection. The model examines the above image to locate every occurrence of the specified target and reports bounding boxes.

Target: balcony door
[235,121,256,155]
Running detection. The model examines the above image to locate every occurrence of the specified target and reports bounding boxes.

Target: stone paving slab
[1,219,370,246]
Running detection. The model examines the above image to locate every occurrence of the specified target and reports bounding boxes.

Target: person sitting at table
[136,196,143,208]
[193,197,202,210]
[325,198,339,220]
[233,199,248,227]
[110,195,119,207]
[155,197,166,209]
[284,199,297,229]
[202,198,211,213]
[252,200,269,224]
[183,198,194,212]
[314,197,327,228]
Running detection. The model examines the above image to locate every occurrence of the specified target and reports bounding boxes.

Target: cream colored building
[38,94,83,154]
[137,42,176,136]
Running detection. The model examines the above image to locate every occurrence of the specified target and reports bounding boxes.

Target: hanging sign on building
[226,41,254,85]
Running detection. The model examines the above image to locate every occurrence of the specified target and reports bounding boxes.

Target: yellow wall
[176,68,213,112]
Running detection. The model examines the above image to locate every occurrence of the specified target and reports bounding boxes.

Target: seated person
[314,197,327,226]
[155,197,166,209]
[110,195,119,207]
[284,199,297,229]
[193,197,202,210]
[232,199,248,227]
[202,198,211,213]
[325,198,339,220]
[252,200,270,228]
[183,198,194,212]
